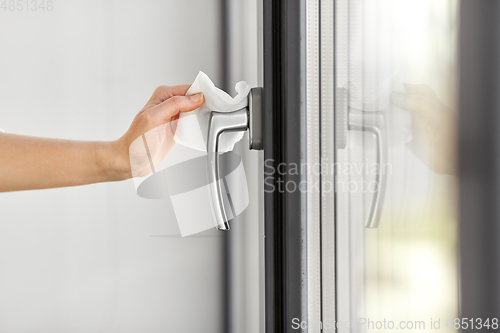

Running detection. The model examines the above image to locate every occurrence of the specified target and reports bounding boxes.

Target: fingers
[392,92,418,111]
[391,92,433,113]
[167,84,192,96]
[392,84,441,112]
[147,84,193,105]
[153,93,205,125]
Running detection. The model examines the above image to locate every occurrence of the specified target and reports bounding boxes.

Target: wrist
[99,140,132,181]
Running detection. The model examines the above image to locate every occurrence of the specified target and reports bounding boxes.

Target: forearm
[0,86,203,192]
[0,133,131,192]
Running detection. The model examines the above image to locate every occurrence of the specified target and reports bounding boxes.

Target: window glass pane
[332,1,459,332]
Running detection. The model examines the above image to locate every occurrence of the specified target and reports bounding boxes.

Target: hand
[115,85,204,179]
[392,84,456,175]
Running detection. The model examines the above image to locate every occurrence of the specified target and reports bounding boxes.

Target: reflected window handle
[349,114,388,228]
[207,87,263,231]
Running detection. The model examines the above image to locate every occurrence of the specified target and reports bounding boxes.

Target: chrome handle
[349,118,388,228]
[207,108,248,231]
[206,87,263,231]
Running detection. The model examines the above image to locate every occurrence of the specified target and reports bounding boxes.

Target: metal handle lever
[349,117,388,228]
[207,109,248,231]
[207,87,263,231]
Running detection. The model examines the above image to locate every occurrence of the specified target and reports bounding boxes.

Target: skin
[0,85,204,192]
[391,84,456,175]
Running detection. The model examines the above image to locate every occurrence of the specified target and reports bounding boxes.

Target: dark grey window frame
[459,0,500,323]
[263,0,306,332]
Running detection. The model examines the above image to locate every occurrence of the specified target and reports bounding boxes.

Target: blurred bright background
[364,1,459,331]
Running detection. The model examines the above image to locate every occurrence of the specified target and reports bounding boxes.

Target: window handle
[349,116,388,228]
[207,88,263,231]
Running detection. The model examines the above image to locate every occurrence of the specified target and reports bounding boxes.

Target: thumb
[156,93,204,122]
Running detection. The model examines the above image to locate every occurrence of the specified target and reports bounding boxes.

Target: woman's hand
[392,84,456,175]
[114,85,204,179]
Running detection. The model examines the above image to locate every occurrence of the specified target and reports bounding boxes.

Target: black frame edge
[264,0,304,332]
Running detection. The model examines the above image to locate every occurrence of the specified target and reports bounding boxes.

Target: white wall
[0,1,224,332]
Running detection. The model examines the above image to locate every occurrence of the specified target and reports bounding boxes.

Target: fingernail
[190,92,204,103]
[392,92,406,103]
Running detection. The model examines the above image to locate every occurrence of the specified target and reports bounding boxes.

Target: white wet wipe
[174,71,252,152]
[129,72,252,236]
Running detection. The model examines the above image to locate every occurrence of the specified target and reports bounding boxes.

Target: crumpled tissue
[174,71,252,152]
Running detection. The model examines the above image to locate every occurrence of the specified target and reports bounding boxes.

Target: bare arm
[0,85,204,192]
[0,135,127,191]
